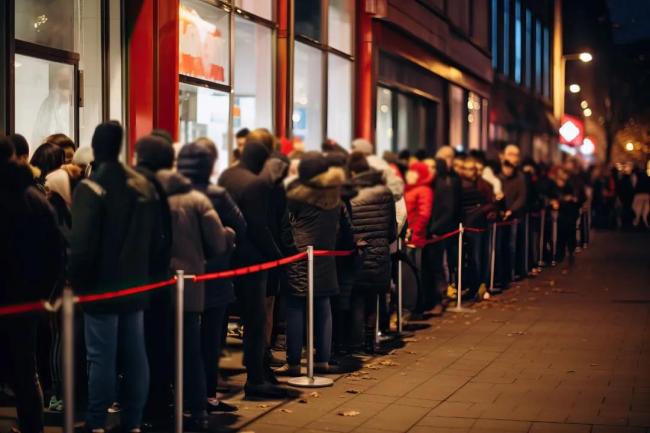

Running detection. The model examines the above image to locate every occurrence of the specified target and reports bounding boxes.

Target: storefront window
[327,54,352,147]
[15,0,75,52]
[180,0,230,85]
[79,0,103,148]
[234,0,273,21]
[293,42,323,151]
[295,0,322,41]
[328,0,353,54]
[376,87,393,156]
[449,84,465,150]
[467,92,481,150]
[14,55,75,149]
[234,17,273,134]
[179,83,230,176]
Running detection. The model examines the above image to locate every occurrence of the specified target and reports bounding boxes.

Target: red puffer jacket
[404,162,434,247]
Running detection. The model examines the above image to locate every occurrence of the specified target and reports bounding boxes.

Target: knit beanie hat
[298,151,330,182]
[91,121,123,163]
[135,135,175,171]
[240,141,270,174]
[348,151,370,174]
[351,138,374,155]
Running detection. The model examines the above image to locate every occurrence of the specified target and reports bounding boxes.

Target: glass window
[468,92,481,150]
[14,55,75,151]
[535,19,542,94]
[491,0,498,69]
[543,26,550,98]
[376,87,393,155]
[179,83,230,176]
[179,0,230,85]
[234,0,273,21]
[514,0,522,83]
[293,42,323,151]
[327,54,352,148]
[79,0,102,148]
[502,0,509,76]
[525,9,532,88]
[234,17,273,135]
[328,0,353,54]
[449,84,465,151]
[15,0,75,51]
[295,0,321,41]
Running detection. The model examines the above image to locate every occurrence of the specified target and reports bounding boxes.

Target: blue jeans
[286,296,332,366]
[84,311,149,429]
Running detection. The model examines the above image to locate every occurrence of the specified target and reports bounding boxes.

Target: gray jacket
[157,169,232,312]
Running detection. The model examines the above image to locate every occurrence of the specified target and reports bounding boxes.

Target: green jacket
[69,161,161,313]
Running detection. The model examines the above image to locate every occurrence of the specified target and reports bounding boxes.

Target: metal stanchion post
[489,222,497,292]
[288,246,333,387]
[524,214,530,274]
[375,295,380,345]
[538,209,545,267]
[551,210,558,266]
[576,209,583,249]
[174,271,184,433]
[447,223,474,314]
[397,238,403,334]
[62,287,75,433]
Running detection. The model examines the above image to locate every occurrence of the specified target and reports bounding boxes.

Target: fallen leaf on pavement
[309,391,320,398]
[403,337,419,342]
[280,408,293,414]
[346,389,360,394]
[257,404,270,408]
[339,410,361,417]
[298,399,308,404]
[379,359,399,367]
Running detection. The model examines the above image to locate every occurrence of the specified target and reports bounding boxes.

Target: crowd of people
[0,122,648,433]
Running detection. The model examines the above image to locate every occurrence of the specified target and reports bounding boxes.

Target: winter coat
[460,178,496,228]
[427,159,461,236]
[157,169,232,312]
[0,161,64,305]
[350,169,397,293]
[177,147,246,308]
[404,163,434,248]
[219,149,283,266]
[499,169,528,218]
[68,162,160,313]
[286,167,350,297]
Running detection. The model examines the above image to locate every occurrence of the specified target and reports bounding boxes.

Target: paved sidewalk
[219,231,650,433]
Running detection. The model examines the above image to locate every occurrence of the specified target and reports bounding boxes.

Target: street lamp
[578,52,593,63]
[569,84,581,93]
[556,52,594,119]
[583,108,592,117]
[580,100,589,109]
[625,142,634,152]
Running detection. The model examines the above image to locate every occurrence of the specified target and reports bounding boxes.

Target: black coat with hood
[219,142,283,266]
[428,159,461,236]
[350,169,397,293]
[285,167,351,297]
[177,143,246,308]
[0,161,64,305]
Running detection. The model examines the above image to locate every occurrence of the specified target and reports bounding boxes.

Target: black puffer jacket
[350,169,397,293]
[428,159,461,236]
[177,143,246,308]
[285,167,349,297]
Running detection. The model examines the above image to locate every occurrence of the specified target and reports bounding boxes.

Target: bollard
[551,210,558,266]
[288,246,333,387]
[174,271,184,433]
[524,213,530,274]
[538,209,546,267]
[489,222,497,292]
[397,237,403,334]
[447,223,474,314]
[62,287,75,433]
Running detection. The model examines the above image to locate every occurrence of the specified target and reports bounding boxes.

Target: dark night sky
[606,0,650,44]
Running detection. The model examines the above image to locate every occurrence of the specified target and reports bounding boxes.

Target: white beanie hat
[351,138,374,155]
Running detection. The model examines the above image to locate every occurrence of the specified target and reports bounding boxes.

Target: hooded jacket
[499,168,528,217]
[157,169,232,312]
[177,144,246,307]
[0,161,64,305]
[404,162,434,247]
[285,167,351,297]
[427,159,461,236]
[219,143,283,265]
[350,169,397,293]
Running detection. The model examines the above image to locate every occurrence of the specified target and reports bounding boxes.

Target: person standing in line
[219,140,291,399]
[177,139,245,413]
[0,136,64,433]
[68,122,159,432]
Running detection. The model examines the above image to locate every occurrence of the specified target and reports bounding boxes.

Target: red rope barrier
[0,300,46,317]
[464,227,487,233]
[193,251,308,282]
[313,249,354,257]
[76,278,178,304]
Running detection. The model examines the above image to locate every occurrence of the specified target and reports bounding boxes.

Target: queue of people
[0,122,641,433]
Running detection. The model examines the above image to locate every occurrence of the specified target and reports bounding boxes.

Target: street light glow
[579,52,593,63]
[583,108,592,117]
[625,142,634,151]
[580,100,589,109]
[569,84,581,93]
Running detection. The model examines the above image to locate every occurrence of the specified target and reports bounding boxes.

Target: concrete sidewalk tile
[416,415,477,428]
[408,426,471,433]
[529,422,591,433]
[395,397,443,408]
[591,426,646,433]
[359,404,430,431]
[470,418,531,432]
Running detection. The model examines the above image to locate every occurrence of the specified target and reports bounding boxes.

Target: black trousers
[0,316,44,433]
[235,271,268,385]
[201,304,228,397]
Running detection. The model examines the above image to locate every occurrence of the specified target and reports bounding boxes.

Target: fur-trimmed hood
[286,166,345,210]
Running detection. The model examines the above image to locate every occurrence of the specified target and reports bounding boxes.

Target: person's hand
[405,228,413,241]
[551,199,560,210]
[495,192,505,201]
[503,210,512,220]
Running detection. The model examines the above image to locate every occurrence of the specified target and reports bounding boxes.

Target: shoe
[477,283,487,300]
[265,366,281,385]
[314,362,340,375]
[409,312,425,321]
[274,364,301,377]
[48,395,63,412]
[108,402,121,413]
[267,351,285,368]
[244,382,293,400]
[207,398,238,413]
[431,304,444,316]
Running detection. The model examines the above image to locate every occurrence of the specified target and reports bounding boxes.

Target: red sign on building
[558,114,585,147]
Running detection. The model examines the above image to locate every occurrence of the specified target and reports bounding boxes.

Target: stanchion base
[287,376,334,388]
[395,331,415,338]
[446,305,476,314]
